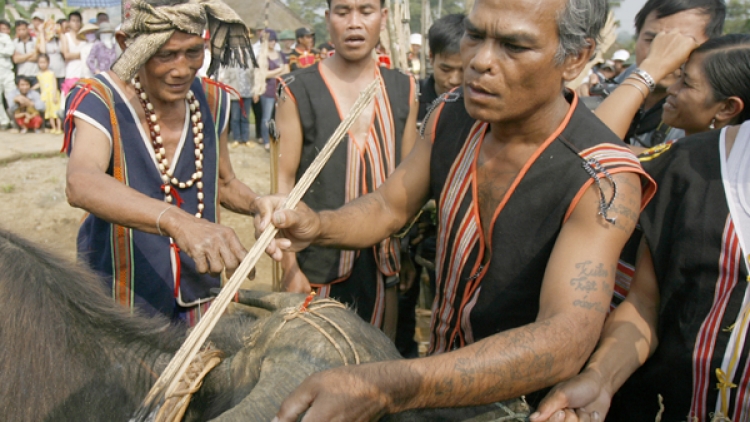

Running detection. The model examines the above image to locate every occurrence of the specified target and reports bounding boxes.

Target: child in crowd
[9,76,45,133]
[36,54,61,134]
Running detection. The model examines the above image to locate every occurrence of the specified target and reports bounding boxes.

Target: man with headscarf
[63,0,259,325]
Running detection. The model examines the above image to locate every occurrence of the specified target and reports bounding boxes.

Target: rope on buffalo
[154,347,223,422]
[132,78,381,421]
[268,297,362,366]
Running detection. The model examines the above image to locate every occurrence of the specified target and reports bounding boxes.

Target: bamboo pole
[131,79,382,421]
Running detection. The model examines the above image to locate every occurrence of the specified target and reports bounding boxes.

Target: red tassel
[172,242,182,298]
[299,292,316,312]
[162,184,185,208]
[202,77,247,118]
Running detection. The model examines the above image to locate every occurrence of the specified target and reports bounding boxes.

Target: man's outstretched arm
[66,117,248,275]
[256,131,433,260]
[271,172,643,422]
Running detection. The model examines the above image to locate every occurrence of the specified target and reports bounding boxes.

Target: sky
[614,0,648,35]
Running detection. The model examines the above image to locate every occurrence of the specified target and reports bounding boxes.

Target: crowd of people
[54,0,750,420]
[0,11,114,133]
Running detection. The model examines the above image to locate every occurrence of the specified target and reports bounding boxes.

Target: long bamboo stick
[133,78,382,420]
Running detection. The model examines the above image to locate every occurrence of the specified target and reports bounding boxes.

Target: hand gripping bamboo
[133,78,382,421]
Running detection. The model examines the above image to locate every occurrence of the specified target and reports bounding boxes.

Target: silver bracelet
[156,205,174,236]
[629,68,656,92]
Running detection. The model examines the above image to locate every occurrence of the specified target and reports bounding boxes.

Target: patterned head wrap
[113,0,255,82]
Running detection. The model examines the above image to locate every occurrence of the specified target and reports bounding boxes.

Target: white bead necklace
[133,76,206,218]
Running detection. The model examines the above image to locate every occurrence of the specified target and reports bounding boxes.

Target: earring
[709,118,716,130]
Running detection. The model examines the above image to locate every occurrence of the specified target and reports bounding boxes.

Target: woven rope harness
[263,297,362,366]
[153,346,223,422]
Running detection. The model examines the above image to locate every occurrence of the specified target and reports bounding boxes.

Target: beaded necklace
[133,76,206,218]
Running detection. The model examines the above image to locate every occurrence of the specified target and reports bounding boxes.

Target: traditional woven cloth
[114,0,254,81]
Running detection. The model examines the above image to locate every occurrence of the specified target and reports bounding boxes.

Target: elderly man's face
[461,0,582,125]
[141,31,205,105]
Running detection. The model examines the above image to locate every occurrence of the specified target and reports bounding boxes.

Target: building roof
[223,0,308,31]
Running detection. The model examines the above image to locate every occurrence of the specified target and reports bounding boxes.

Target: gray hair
[555,0,608,64]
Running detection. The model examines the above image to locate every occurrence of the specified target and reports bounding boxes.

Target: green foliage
[284,0,331,43]
[725,0,750,34]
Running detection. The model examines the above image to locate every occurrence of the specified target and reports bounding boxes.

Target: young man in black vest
[261,0,653,419]
[274,0,419,339]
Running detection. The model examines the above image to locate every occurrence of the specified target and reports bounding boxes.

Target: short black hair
[14,20,29,28]
[428,13,465,57]
[0,19,10,29]
[38,53,49,61]
[16,75,31,85]
[635,0,726,38]
[326,0,386,9]
[68,11,82,21]
[56,18,66,25]
[694,33,750,124]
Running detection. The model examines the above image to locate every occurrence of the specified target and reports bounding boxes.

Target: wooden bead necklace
[133,76,206,219]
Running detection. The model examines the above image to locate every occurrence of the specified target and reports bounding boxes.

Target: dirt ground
[0,143,275,291]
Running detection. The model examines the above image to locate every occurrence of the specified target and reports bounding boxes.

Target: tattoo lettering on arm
[570,260,609,314]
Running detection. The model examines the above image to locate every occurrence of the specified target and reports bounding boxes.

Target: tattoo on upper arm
[570,260,609,314]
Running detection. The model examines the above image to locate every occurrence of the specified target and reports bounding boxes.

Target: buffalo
[0,228,529,421]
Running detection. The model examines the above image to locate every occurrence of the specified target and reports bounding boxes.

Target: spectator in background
[408,33,421,76]
[36,54,61,134]
[417,13,464,122]
[13,20,39,87]
[77,23,99,79]
[0,19,16,130]
[219,56,254,146]
[37,18,67,89]
[318,41,334,59]
[9,76,45,133]
[279,29,295,56]
[60,11,84,96]
[622,0,725,148]
[87,22,117,75]
[96,12,109,24]
[611,48,630,78]
[288,27,318,71]
[31,13,45,38]
[258,29,287,150]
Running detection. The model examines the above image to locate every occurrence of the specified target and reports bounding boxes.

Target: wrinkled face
[0,24,9,35]
[662,52,721,135]
[461,0,573,124]
[139,31,204,105]
[68,15,81,33]
[326,0,386,62]
[635,10,709,89]
[18,79,30,94]
[15,24,28,40]
[431,52,463,95]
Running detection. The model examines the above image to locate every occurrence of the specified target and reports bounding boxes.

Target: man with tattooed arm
[255,0,655,419]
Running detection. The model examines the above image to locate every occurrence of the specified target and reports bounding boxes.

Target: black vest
[279,63,412,284]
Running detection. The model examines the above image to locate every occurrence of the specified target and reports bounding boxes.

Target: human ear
[115,31,128,52]
[716,96,745,126]
[561,38,596,82]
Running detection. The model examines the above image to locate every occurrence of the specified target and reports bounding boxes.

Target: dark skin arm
[268,171,642,422]
[530,238,659,422]
[67,116,259,275]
